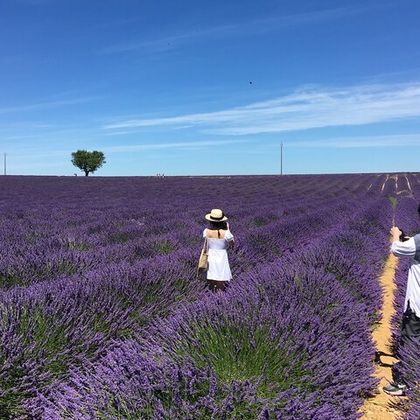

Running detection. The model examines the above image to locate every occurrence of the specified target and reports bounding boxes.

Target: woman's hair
[208,220,228,231]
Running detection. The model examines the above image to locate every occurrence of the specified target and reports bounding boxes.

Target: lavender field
[0,174,419,419]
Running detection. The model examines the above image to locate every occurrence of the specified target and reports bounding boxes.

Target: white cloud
[101,139,248,152]
[0,96,98,115]
[98,5,371,55]
[289,134,420,148]
[6,139,247,160]
[103,82,420,135]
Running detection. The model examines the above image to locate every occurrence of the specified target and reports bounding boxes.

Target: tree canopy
[71,150,106,176]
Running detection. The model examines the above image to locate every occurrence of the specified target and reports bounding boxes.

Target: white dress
[203,228,234,281]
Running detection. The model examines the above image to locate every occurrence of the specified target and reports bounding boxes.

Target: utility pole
[3,153,6,176]
[280,141,283,175]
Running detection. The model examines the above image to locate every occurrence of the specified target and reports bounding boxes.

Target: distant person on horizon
[202,209,234,292]
[384,204,420,396]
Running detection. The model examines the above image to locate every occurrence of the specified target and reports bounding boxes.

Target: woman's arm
[225,225,234,248]
[390,227,415,257]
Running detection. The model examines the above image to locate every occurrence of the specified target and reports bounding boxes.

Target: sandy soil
[360,254,405,419]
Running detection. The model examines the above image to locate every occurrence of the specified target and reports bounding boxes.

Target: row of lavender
[0,174,394,418]
[28,198,392,419]
[393,174,420,419]
[0,174,386,288]
[0,174,384,416]
[1,175,373,415]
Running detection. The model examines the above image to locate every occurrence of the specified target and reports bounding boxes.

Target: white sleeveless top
[203,228,234,281]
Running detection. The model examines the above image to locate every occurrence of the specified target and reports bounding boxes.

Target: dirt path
[360,253,404,419]
[381,175,390,193]
[405,175,412,195]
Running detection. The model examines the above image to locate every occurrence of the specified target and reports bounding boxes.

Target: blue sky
[1,0,420,176]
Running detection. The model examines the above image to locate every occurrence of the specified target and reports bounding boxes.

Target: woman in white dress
[203,209,234,292]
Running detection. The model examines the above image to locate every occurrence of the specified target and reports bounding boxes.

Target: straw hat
[205,208,228,222]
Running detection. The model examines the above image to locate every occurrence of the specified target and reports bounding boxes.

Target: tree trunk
[84,170,89,176]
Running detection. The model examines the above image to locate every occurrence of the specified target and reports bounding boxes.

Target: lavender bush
[0,173,405,418]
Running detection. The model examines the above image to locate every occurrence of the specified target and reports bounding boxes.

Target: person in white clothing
[203,208,234,292]
[383,204,420,396]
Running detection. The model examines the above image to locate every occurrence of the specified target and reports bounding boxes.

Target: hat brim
[205,213,228,222]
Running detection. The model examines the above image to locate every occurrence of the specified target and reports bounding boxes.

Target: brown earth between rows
[360,253,405,419]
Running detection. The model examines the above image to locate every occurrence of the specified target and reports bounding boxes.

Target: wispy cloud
[103,82,420,135]
[101,139,248,153]
[0,96,98,115]
[289,134,420,148]
[98,5,371,55]
[6,139,247,160]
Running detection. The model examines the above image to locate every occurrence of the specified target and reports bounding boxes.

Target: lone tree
[71,150,106,176]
